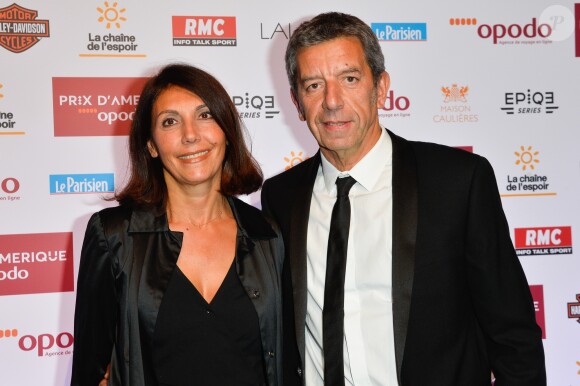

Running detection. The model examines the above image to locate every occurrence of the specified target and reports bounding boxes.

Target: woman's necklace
[186,206,224,230]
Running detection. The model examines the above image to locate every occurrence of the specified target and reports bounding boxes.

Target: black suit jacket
[261,130,545,386]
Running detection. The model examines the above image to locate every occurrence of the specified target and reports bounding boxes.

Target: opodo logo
[82,2,144,58]
[0,328,73,357]
[49,173,114,195]
[0,232,74,296]
[0,3,50,53]
[232,92,280,119]
[568,294,580,323]
[371,22,427,41]
[172,16,236,46]
[514,226,573,256]
[501,90,559,115]
[449,16,553,46]
[433,84,479,123]
[0,177,22,202]
[379,90,412,119]
[52,77,148,136]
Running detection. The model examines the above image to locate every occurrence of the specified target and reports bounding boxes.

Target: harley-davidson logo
[0,3,50,53]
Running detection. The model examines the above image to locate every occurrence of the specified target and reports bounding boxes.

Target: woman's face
[148,85,227,193]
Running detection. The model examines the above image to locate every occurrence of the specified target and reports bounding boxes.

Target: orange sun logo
[97,2,126,29]
[284,151,308,170]
[514,146,540,171]
[0,83,4,99]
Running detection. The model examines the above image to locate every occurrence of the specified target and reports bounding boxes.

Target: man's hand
[98,364,110,386]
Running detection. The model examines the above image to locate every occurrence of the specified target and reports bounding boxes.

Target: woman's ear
[147,140,158,158]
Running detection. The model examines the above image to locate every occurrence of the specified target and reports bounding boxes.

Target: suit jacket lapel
[289,151,321,361]
[389,129,418,382]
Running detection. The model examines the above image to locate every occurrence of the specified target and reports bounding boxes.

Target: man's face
[291,36,389,170]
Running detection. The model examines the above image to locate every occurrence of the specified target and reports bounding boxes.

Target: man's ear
[376,71,391,109]
[290,88,306,121]
[147,140,158,158]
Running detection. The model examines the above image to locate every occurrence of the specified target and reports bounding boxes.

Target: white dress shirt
[305,129,398,386]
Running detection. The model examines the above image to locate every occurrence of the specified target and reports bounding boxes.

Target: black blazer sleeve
[70,212,117,386]
[465,157,545,385]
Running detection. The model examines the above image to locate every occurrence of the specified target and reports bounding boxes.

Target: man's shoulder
[401,136,482,166]
[264,153,319,186]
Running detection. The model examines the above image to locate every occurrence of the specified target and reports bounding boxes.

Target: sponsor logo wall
[0,1,578,384]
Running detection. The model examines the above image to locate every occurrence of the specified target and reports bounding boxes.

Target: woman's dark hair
[114,63,263,209]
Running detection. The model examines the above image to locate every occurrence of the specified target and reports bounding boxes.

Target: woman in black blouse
[71,63,285,386]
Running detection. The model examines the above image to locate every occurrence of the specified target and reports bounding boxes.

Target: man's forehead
[295,38,369,77]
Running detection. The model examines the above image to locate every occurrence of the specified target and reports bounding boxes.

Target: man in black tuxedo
[261,12,545,386]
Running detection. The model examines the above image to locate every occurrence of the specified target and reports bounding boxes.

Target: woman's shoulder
[229,196,279,240]
[86,205,134,238]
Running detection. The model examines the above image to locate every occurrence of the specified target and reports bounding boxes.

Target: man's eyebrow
[299,66,362,85]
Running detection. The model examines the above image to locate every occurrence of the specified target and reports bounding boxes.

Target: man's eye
[306,83,320,91]
[345,76,357,83]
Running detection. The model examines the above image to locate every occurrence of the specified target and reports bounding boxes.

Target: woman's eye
[161,117,177,127]
[199,111,213,119]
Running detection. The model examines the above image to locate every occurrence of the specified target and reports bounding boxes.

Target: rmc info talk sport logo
[0,3,49,53]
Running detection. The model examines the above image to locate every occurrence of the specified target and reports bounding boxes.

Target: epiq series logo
[172,16,236,46]
[232,92,280,119]
[0,3,50,53]
[433,84,479,124]
[371,22,427,41]
[529,285,546,339]
[379,90,411,119]
[0,233,74,296]
[0,176,21,202]
[0,328,73,357]
[49,173,114,194]
[501,90,559,115]
[514,226,573,256]
[52,77,148,136]
[81,1,144,58]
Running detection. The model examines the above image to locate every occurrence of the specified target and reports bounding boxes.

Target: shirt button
[205,309,212,315]
[267,351,275,357]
